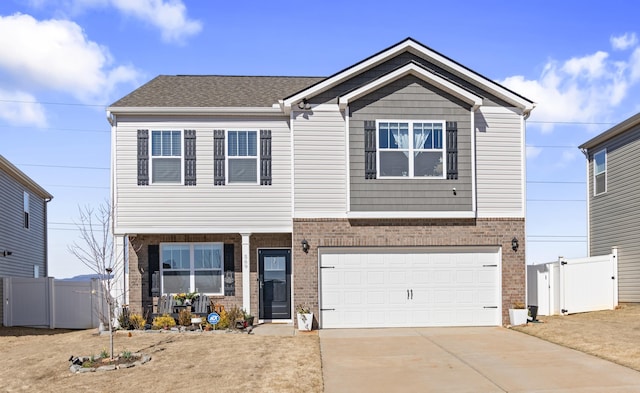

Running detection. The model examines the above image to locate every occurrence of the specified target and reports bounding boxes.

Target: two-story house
[109,38,534,328]
[579,112,640,303]
[0,154,53,322]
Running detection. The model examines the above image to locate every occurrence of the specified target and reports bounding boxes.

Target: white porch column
[241,233,251,312]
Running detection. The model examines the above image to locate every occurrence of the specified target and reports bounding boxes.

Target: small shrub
[129,313,147,330]
[99,348,108,359]
[122,350,132,360]
[152,314,176,330]
[178,309,192,326]
[226,305,244,329]
[215,308,229,330]
[118,307,132,330]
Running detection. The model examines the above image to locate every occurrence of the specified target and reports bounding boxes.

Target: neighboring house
[579,112,640,302]
[108,38,534,328]
[0,154,53,322]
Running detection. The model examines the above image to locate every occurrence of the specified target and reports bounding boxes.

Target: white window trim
[159,242,224,296]
[149,130,184,185]
[225,130,260,185]
[375,119,446,179]
[593,148,607,196]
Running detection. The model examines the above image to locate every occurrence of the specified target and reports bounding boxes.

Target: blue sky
[2,1,639,278]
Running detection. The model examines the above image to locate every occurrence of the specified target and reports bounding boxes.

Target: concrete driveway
[320,327,640,393]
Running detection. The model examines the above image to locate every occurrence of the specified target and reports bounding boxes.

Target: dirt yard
[512,303,640,371]
[0,327,322,393]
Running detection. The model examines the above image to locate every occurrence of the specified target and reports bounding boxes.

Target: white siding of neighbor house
[475,107,524,218]
[112,116,293,234]
[292,108,347,217]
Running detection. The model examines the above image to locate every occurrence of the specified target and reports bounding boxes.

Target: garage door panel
[320,248,500,328]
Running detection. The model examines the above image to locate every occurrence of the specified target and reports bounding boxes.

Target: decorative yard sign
[207,312,220,325]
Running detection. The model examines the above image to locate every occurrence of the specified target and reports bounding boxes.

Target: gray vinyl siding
[475,107,524,217]
[349,75,472,211]
[313,52,509,108]
[293,110,347,216]
[587,125,640,302]
[113,116,293,234]
[0,170,47,279]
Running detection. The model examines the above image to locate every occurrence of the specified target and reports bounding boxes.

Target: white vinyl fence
[528,247,618,316]
[2,277,108,329]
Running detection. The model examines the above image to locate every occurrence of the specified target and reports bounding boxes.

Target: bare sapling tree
[68,202,124,359]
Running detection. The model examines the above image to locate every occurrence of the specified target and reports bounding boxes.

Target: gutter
[107,106,286,116]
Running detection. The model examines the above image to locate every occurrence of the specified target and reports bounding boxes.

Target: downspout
[580,148,590,257]
[44,197,51,277]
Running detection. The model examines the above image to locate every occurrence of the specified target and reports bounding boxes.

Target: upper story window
[594,149,607,195]
[23,191,29,229]
[151,130,182,183]
[160,243,223,295]
[227,130,258,183]
[377,120,445,178]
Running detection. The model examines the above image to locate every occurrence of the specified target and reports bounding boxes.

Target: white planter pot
[509,309,528,326]
[297,313,313,331]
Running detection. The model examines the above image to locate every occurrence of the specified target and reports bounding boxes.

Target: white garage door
[319,247,501,328]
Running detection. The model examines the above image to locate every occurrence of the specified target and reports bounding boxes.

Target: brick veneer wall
[127,233,291,320]
[292,218,525,328]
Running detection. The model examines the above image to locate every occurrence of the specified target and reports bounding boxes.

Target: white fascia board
[107,106,286,116]
[346,211,477,219]
[338,63,482,110]
[476,211,525,219]
[282,39,534,112]
[293,212,348,219]
[113,226,293,236]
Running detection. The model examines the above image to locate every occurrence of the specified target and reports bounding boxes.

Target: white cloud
[32,0,202,43]
[526,145,542,159]
[501,44,640,133]
[0,13,140,103]
[110,0,202,44]
[611,33,638,50]
[0,89,47,127]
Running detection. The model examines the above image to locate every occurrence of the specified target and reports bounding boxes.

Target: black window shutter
[137,129,149,185]
[148,245,159,297]
[260,129,272,185]
[214,130,226,186]
[224,244,235,296]
[184,129,196,186]
[364,121,377,179]
[446,121,458,180]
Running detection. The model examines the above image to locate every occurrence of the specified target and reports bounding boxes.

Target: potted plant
[243,309,255,327]
[509,302,528,326]
[296,304,313,331]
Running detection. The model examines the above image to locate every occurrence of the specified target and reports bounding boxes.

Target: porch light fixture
[511,237,519,252]
[298,98,311,110]
[2,250,12,257]
[301,239,309,254]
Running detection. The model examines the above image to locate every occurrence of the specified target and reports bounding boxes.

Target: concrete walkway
[320,327,640,393]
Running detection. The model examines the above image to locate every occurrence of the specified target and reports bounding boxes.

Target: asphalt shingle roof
[110,75,326,108]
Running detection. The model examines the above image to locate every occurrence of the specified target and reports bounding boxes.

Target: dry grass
[0,327,322,393]
[512,303,640,371]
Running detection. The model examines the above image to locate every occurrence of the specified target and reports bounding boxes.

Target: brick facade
[127,233,291,319]
[125,219,524,328]
[292,218,525,327]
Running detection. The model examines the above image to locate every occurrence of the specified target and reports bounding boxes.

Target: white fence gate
[3,277,108,329]
[528,248,618,316]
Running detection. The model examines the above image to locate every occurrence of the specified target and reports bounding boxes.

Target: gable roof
[282,37,535,114]
[0,155,53,200]
[579,112,640,150]
[338,61,482,111]
[109,75,325,108]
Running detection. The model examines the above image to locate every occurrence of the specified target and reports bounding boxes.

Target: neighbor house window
[594,149,606,195]
[377,120,445,178]
[160,243,223,295]
[23,191,29,229]
[151,130,182,183]
[227,130,258,183]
